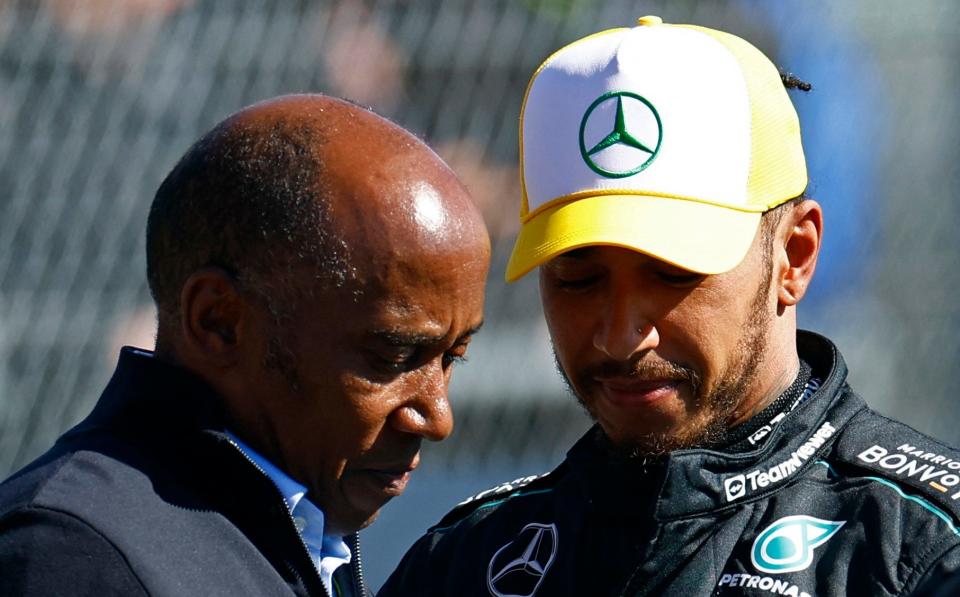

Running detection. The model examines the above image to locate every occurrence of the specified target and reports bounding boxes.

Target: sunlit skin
[539,201,822,455]
[165,96,490,535]
[236,237,488,535]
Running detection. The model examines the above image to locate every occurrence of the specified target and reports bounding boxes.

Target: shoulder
[1,437,145,516]
[0,505,147,595]
[0,444,79,516]
[0,432,191,555]
[830,406,960,527]
[429,464,568,533]
[381,466,568,597]
[0,444,137,543]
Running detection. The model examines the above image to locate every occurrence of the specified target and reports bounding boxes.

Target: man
[0,94,490,596]
[381,17,960,597]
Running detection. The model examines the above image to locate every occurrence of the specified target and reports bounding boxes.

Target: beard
[555,264,773,460]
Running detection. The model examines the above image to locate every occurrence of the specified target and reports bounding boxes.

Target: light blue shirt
[227,432,351,595]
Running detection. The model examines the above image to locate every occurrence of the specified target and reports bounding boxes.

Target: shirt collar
[225,432,352,593]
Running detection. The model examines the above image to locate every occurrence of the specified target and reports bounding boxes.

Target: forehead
[369,246,487,304]
[294,244,487,333]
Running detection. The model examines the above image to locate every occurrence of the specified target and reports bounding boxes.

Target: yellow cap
[506,17,807,282]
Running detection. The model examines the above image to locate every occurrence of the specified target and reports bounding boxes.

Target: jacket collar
[64,346,227,442]
[567,331,868,520]
[63,347,344,596]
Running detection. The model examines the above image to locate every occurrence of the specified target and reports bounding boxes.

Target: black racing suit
[381,332,960,596]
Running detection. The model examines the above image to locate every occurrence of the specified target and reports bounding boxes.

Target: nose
[592,287,660,361]
[389,360,454,442]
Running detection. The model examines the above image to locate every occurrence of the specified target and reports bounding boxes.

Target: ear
[777,199,823,307]
[178,267,248,367]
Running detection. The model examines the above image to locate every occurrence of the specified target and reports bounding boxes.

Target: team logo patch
[457,474,547,508]
[725,474,747,501]
[578,91,662,178]
[751,515,844,574]
[857,443,960,500]
[724,421,837,502]
[487,522,558,597]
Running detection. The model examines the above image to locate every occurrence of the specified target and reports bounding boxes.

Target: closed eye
[442,337,473,369]
[656,271,704,286]
[375,346,419,373]
[554,274,603,291]
[442,352,468,368]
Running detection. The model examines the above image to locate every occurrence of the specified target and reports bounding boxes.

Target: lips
[354,454,419,497]
[363,468,414,494]
[594,376,682,408]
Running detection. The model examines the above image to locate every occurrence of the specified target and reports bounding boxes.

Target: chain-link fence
[2,0,959,588]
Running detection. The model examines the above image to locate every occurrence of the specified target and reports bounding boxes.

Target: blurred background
[1,0,958,589]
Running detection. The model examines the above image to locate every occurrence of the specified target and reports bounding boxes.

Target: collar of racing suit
[717,359,815,452]
[565,330,867,522]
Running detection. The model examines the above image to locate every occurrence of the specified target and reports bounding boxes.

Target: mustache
[585,356,699,384]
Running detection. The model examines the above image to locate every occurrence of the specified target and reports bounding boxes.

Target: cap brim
[505,194,762,282]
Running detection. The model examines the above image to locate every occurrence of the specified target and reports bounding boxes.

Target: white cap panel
[522,25,753,213]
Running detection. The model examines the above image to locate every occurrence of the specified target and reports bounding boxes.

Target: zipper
[347,532,367,596]
[225,438,331,597]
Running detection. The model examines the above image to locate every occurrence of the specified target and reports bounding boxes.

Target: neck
[728,331,800,428]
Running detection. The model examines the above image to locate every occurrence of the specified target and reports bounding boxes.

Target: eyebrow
[372,321,484,346]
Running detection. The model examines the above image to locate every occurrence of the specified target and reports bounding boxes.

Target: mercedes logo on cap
[486,522,558,597]
[578,90,663,178]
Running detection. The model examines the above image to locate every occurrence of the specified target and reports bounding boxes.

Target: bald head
[146,94,488,351]
[145,95,489,532]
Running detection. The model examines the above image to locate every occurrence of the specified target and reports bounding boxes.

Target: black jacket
[381,332,960,596]
[0,348,368,597]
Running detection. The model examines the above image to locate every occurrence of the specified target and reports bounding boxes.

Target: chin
[355,509,381,532]
[329,506,383,536]
[600,418,722,459]
[599,415,681,446]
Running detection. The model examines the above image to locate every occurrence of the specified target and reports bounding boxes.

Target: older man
[0,95,489,596]
[382,17,960,597]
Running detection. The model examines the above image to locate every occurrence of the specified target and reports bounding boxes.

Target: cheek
[654,303,723,370]
[335,378,397,428]
[543,303,593,366]
[542,288,593,338]
[292,375,395,457]
[659,294,748,379]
